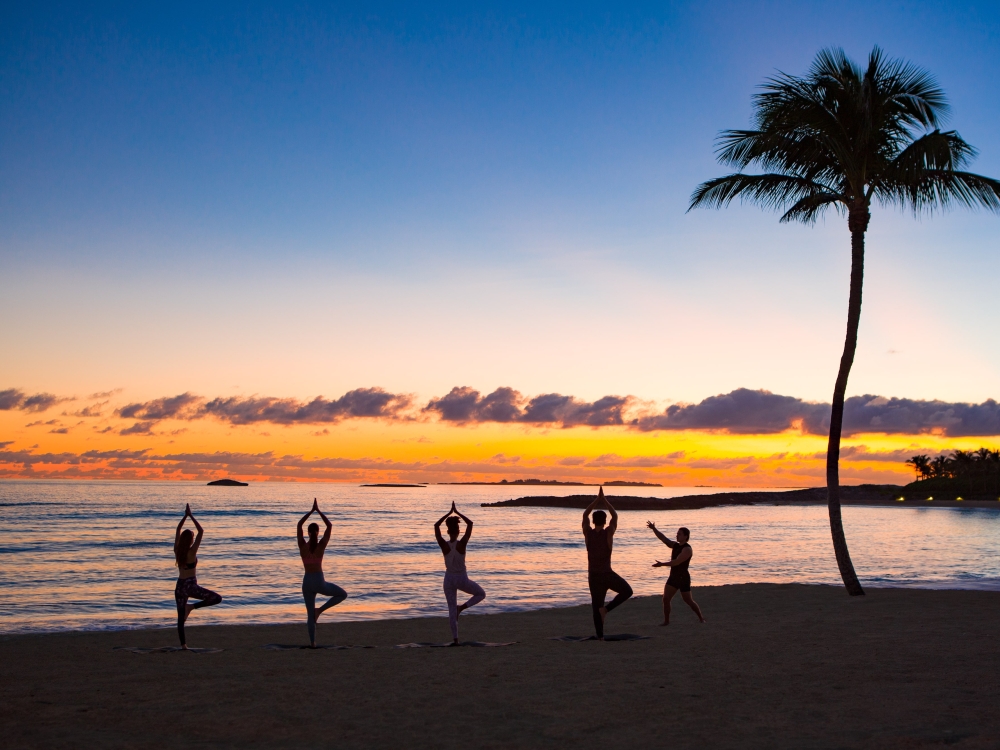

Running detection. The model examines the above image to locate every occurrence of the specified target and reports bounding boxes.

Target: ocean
[2,480,999,634]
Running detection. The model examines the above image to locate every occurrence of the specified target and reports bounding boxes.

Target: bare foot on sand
[659,621,669,626]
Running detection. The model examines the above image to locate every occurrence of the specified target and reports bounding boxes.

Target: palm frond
[692,46,997,224]
[688,173,838,214]
[884,130,976,175]
[780,193,843,223]
[873,170,1000,213]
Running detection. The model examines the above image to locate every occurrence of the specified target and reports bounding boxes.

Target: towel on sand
[549,634,650,642]
[114,646,224,654]
[394,641,517,649]
[263,644,374,651]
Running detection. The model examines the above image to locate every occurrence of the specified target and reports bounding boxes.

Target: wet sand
[2,584,999,749]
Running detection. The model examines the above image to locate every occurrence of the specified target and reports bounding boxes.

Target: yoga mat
[394,641,517,649]
[549,634,651,642]
[263,644,375,651]
[114,646,224,654]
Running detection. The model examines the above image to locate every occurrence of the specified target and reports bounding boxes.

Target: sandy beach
[3,584,999,749]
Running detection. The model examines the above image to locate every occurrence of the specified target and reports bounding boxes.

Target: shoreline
[483,484,1000,510]
[3,584,999,748]
[8,578,1000,639]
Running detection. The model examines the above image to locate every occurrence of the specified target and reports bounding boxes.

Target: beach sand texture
[2,584,999,749]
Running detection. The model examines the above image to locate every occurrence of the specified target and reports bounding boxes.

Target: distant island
[481,485,1000,511]
[441,479,661,487]
[361,483,427,488]
[207,478,248,486]
[603,481,662,487]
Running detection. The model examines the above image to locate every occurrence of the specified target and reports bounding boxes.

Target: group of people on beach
[173,487,705,648]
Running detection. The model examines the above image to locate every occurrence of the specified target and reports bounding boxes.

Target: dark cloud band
[7,384,1000,437]
[424,387,630,428]
[634,388,1000,437]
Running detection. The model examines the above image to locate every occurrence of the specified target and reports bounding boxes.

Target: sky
[1,1,998,484]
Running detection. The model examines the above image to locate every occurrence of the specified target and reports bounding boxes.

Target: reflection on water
[1,480,999,633]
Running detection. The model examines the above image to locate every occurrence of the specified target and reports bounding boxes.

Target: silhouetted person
[583,487,632,639]
[174,503,222,648]
[298,498,347,647]
[647,522,705,625]
[434,501,485,644]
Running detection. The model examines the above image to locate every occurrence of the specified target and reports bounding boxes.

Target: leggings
[443,572,485,640]
[588,570,633,638]
[174,577,222,646]
[302,572,348,644]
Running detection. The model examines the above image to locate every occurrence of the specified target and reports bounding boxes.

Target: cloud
[112,388,413,427]
[424,387,521,422]
[424,387,631,428]
[200,387,413,424]
[0,388,68,413]
[120,421,156,436]
[88,389,122,399]
[634,389,1000,437]
[8,384,1000,437]
[67,401,108,418]
[118,393,202,420]
[636,389,828,433]
[584,452,686,468]
[523,394,630,426]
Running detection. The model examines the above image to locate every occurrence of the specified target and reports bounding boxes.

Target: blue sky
[2,1,998,407]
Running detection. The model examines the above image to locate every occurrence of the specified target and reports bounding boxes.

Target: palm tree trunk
[827,208,868,596]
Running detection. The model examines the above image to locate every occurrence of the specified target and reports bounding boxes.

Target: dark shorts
[666,574,691,593]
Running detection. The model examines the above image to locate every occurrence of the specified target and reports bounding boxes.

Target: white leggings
[443,572,485,640]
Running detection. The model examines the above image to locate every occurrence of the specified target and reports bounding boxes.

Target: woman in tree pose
[174,503,222,648]
[434,502,485,644]
[647,521,705,625]
[298,498,347,647]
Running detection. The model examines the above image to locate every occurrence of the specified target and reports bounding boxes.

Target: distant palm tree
[905,454,930,481]
[690,48,1000,595]
[930,455,952,479]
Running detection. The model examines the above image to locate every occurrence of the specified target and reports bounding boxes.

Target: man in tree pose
[582,487,632,639]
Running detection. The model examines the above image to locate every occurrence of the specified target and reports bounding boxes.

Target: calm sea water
[2,480,999,634]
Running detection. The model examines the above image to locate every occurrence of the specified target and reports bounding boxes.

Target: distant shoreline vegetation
[905,448,1000,498]
[440,479,662,487]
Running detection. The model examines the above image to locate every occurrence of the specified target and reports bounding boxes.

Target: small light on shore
[896,497,905,502]
[927,497,933,501]
[956,497,963,502]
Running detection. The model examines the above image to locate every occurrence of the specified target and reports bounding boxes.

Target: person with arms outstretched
[647,522,705,625]
[174,504,222,648]
[434,501,485,645]
[583,487,632,639]
[298,498,347,647]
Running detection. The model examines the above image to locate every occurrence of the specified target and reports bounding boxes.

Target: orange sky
[1,391,992,485]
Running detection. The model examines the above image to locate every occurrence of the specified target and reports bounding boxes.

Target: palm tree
[905,454,930,481]
[689,48,1000,596]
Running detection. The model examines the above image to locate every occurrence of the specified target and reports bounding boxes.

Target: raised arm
[434,508,451,552]
[188,505,205,554]
[297,499,316,546]
[175,505,191,544]
[316,501,333,547]
[604,494,618,535]
[582,495,601,534]
[454,506,473,549]
[646,520,678,548]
